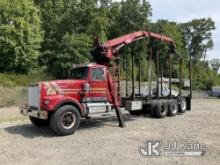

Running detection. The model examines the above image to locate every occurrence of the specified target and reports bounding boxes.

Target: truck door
[90,67,108,102]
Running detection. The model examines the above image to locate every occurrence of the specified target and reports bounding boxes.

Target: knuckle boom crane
[91,31,175,64]
[91,31,188,128]
[20,31,192,135]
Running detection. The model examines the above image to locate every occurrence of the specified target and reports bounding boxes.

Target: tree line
[0,0,219,89]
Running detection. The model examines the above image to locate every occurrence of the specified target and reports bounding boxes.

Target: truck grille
[28,85,40,108]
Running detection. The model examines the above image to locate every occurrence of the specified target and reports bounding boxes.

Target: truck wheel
[150,100,157,116]
[29,116,49,127]
[168,100,178,116]
[153,101,168,118]
[179,98,187,113]
[50,105,81,136]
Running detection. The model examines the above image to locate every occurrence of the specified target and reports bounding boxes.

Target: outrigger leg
[115,106,125,128]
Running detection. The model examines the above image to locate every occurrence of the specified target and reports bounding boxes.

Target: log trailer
[20,31,192,135]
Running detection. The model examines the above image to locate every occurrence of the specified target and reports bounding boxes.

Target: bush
[192,62,220,90]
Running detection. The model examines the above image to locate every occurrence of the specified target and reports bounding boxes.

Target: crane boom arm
[91,31,175,64]
[103,31,173,47]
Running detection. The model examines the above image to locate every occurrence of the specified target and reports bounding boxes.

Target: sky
[147,0,220,60]
[114,0,220,60]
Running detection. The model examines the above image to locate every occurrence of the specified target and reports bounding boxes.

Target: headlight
[44,99,50,105]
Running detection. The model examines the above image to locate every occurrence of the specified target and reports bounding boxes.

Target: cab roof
[72,63,105,68]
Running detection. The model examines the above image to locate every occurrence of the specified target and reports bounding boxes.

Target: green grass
[0,72,53,107]
[0,87,20,107]
[0,72,52,87]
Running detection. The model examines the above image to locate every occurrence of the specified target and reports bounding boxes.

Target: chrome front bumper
[20,107,48,120]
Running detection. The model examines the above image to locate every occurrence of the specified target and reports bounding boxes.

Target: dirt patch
[0,106,25,123]
[0,99,219,165]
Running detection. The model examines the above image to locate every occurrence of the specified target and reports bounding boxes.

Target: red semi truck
[20,31,192,135]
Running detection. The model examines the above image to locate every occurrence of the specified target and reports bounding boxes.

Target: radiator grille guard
[19,85,40,109]
[28,85,40,108]
[19,87,28,109]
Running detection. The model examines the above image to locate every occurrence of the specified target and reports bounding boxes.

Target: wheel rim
[61,112,76,129]
[171,103,178,113]
[161,104,166,115]
[181,100,186,110]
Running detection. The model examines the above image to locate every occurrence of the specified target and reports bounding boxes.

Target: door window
[91,68,105,81]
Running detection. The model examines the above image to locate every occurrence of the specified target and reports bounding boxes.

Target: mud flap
[115,106,125,128]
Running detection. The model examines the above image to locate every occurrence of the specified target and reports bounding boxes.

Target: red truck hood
[43,79,86,88]
[39,79,87,95]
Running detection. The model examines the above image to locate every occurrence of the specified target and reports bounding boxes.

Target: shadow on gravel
[79,113,140,130]
[4,124,56,138]
[4,113,147,139]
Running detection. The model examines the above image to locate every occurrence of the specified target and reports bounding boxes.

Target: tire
[150,100,157,117]
[168,100,178,116]
[50,105,81,136]
[29,116,49,127]
[129,110,142,115]
[178,98,187,113]
[153,101,168,118]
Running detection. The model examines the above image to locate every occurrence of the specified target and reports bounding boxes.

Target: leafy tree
[35,0,109,77]
[0,0,43,73]
[179,18,215,63]
[192,61,220,90]
[51,33,92,77]
[35,0,77,77]
[108,0,151,55]
[149,20,187,78]
[0,0,217,90]
[107,0,152,80]
[86,5,109,42]
[150,20,186,56]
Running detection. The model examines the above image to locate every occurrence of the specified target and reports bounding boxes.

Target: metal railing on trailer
[122,46,192,114]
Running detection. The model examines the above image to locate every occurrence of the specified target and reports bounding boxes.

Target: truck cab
[20,63,113,135]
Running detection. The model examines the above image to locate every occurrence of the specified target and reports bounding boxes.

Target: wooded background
[0,0,219,90]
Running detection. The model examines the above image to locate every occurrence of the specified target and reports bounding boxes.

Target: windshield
[69,67,88,80]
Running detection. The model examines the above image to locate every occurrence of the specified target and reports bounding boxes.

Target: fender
[53,97,86,115]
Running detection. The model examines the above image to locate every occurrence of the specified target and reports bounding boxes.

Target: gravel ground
[0,99,219,165]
